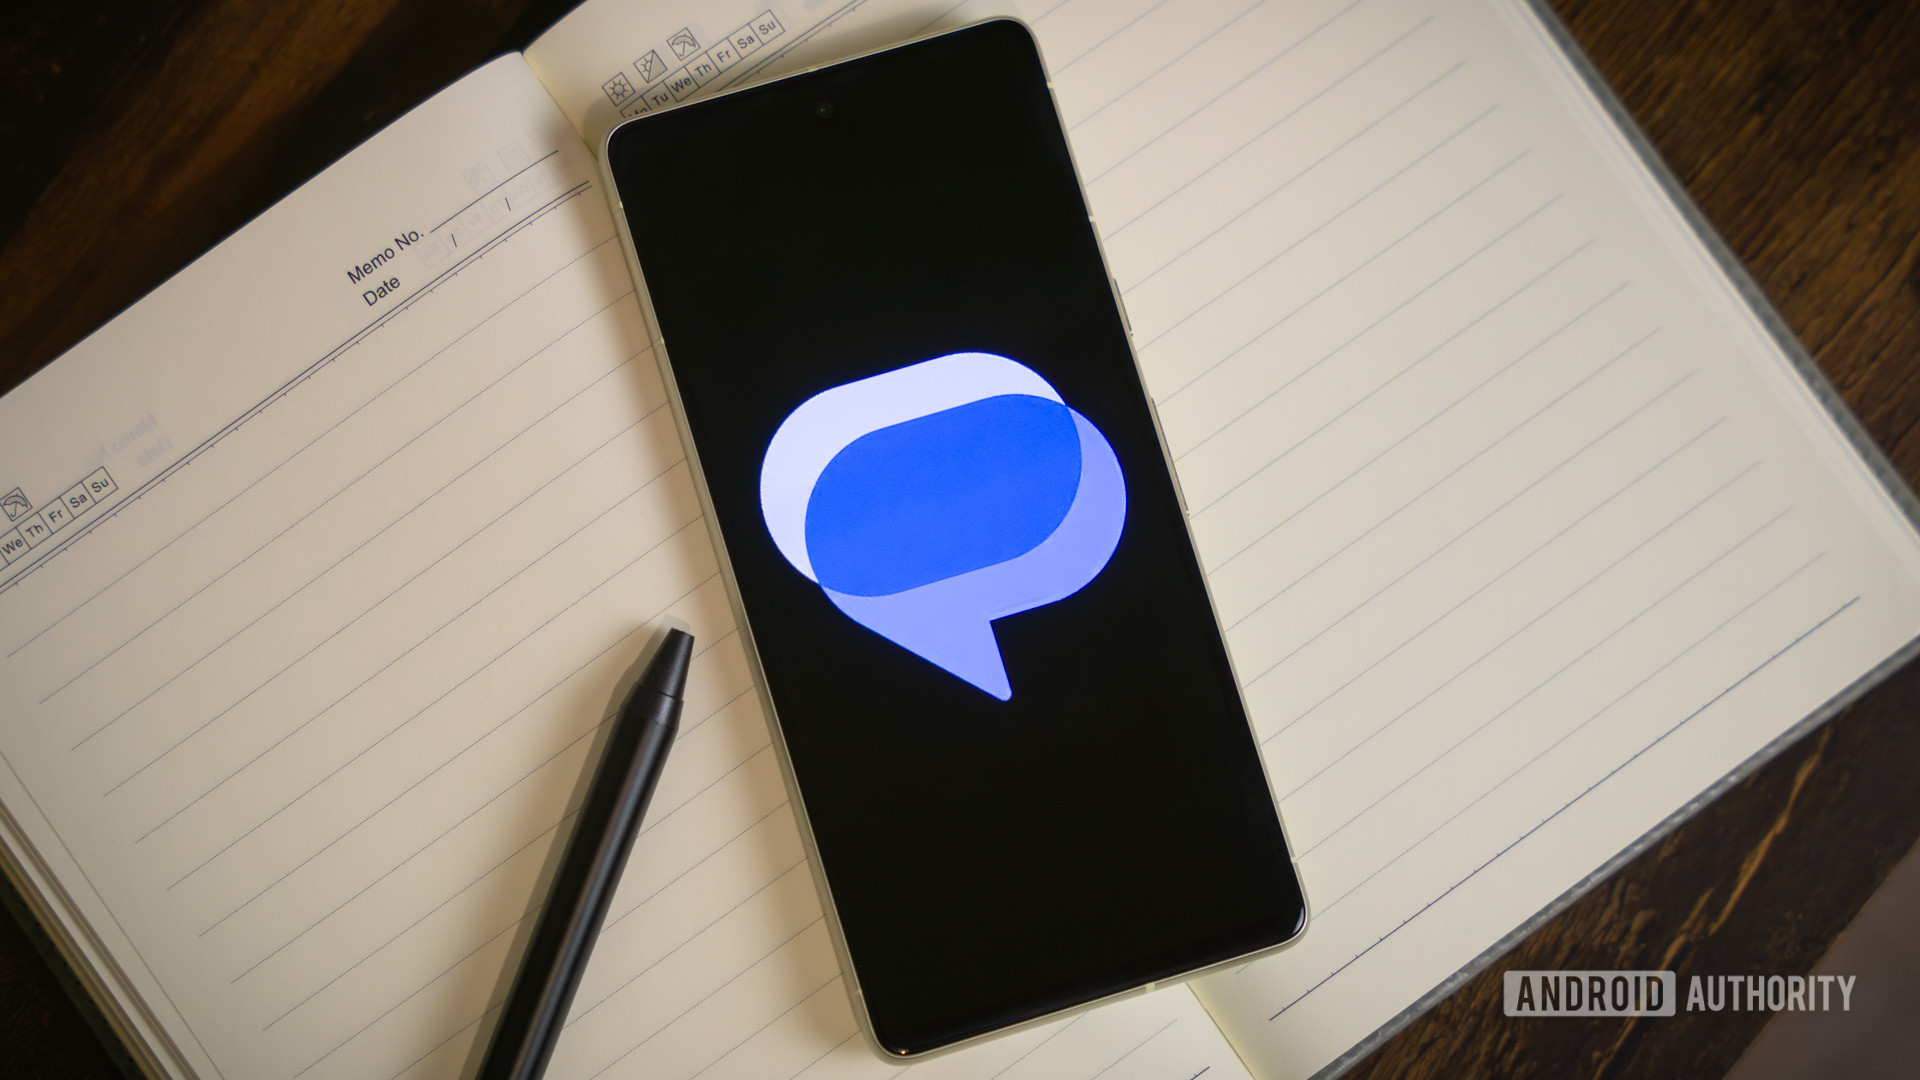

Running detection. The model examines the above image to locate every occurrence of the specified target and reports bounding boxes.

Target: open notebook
[3,0,1917,1077]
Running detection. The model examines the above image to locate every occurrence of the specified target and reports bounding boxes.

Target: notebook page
[0,55,625,1078]
[0,56,605,1077]
[531,0,1920,1077]
[0,31,1250,1080]
[1079,0,1917,1076]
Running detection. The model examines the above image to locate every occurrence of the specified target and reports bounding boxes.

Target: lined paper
[0,36,1248,1080]
[3,2,1917,1080]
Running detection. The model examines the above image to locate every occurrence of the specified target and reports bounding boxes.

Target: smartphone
[602,18,1306,1058]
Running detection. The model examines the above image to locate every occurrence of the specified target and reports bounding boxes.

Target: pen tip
[637,628,693,700]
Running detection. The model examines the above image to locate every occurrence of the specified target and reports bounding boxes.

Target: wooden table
[2,1,1917,1076]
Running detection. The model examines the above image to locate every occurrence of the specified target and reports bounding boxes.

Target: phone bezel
[599,16,1310,1060]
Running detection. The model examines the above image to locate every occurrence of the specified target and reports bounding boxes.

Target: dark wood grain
[1,1,1917,1078]
[0,0,574,395]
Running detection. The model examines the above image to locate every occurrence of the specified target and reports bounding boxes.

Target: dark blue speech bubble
[760,352,1126,699]
[805,395,1082,597]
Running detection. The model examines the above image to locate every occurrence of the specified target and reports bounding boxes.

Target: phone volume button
[1110,274,1133,336]
[1146,396,1189,516]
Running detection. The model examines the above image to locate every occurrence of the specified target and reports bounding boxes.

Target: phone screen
[606,20,1305,1056]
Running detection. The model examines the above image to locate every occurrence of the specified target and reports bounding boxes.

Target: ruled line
[1053,0,1174,74]
[128,459,691,848]
[1065,0,1269,131]
[1203,279,1626,583]
[0,183,597,604]
[95,403,654,769]
[581,916,826,1080]
[1154,159,1544,404]
[1310,548,1827,909]
[1274,441,1758,768]
[685,973,843,1080]
[161,507,705,889]
[988,1013,1089,1079]
[1269,587,1857,1022]
[7,235,621,660]
[1182,218,1585,484]
[430,150,560,232]
[213,583,737,950]
[44,290,636,710]
[82,333,650,756]
[1116,85,1486,291]
[1089,1018,1178,1078]
[1215,324,1656,591]
[1249,375,1707,712]
[784,1033,858,1080]
[569,859,812,1029]
[1300,500,1793,859]
[262,819,572,1033]
[269,798,794,1037]
[1085,0,1370,185]
[1287,475,1778,808]
[228,632,743,983]
[1104,16,1443,246]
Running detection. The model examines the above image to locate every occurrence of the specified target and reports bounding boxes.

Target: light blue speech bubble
[760,352,1126,700]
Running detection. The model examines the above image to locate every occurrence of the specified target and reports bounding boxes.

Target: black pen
[477,628,693,1080]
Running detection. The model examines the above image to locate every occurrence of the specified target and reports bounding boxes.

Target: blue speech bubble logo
[760,352,1126,700]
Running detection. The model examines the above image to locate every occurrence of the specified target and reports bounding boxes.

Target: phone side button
[1146,395,1190,517]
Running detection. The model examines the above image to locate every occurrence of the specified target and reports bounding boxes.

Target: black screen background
[607,20,1304,1055]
